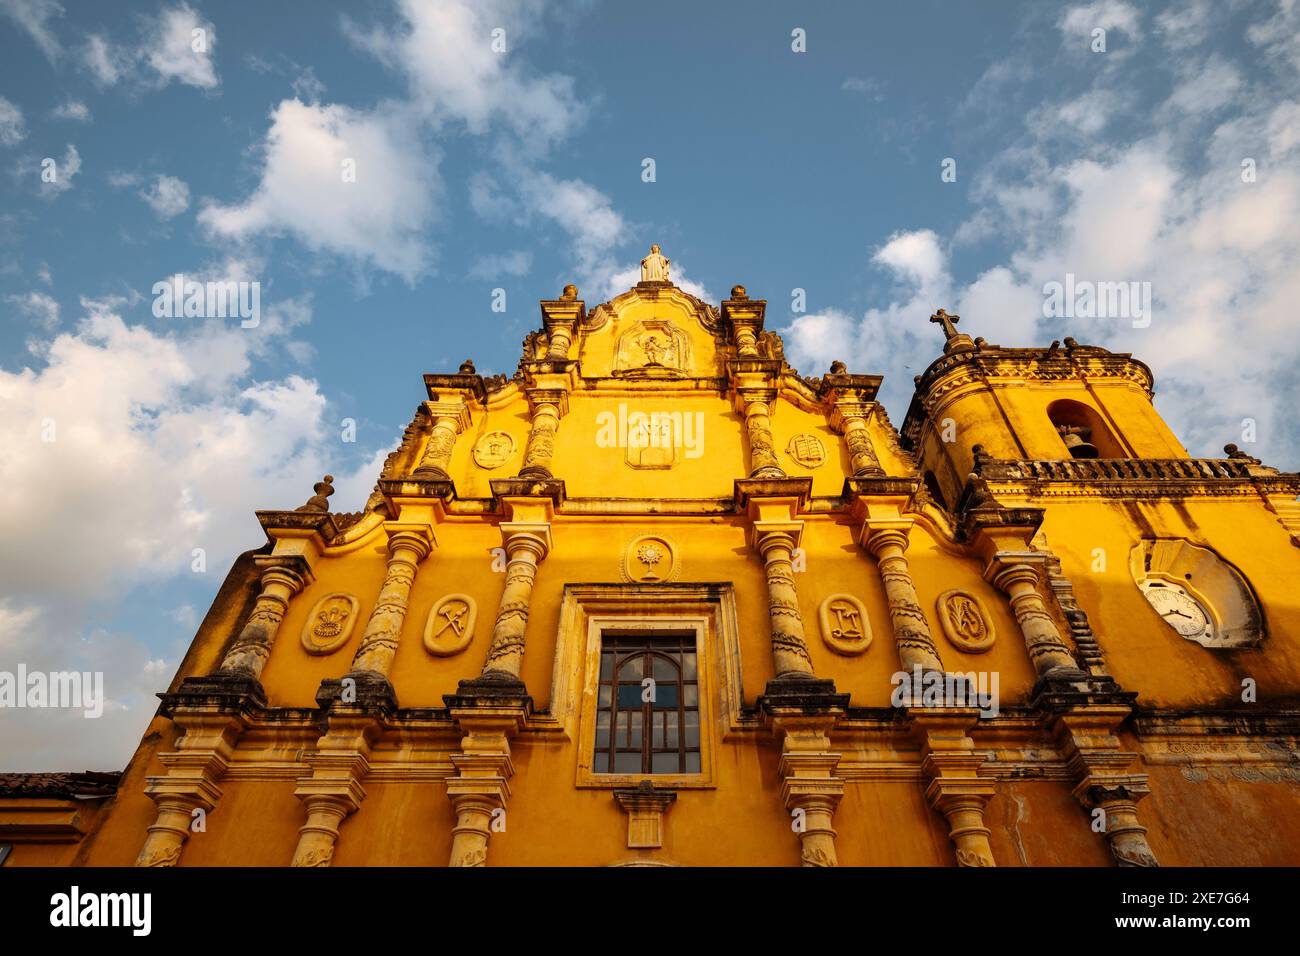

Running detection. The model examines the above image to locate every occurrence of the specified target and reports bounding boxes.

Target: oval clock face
[1140,581,1213,641]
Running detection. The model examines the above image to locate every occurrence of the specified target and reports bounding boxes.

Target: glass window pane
[653,683,679,709]
[651,656,677,681]
[618,655,643,679]
[617,710,628,745]
[629,710,643,748]
[682,652,697,680]
[593,752,609,773]
[618,684,643,709]
[598,685,611,708]
[596,710,610,730]
[595,726,609,750]
[652,714,664,749]
[652,752,679,773]
[683,684,697,708]
[684,712,699,749]
[614,752,641,774]
[599,651,613,681]
[664,711,678,748]
[685,752,701,773]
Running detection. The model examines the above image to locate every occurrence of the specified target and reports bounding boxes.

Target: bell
[1060,430,1098,459]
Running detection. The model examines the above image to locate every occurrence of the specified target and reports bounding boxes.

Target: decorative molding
[301,593,361,656]
[817,594,872,655]
[423,594,478,657]
[935,590,996,653]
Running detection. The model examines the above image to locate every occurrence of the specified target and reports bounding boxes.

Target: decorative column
[540,284,585,361]
[912,712,996,867]
[1051,707,1159,867]
[722,285,765,357]
[738,388,785,479]
[829,401,885,477]
[476,522,551,684]
[989,560,1083,679]
[136,711,247,867]
[773,716,845,866]
[442,702,529,866]
[518,388,567,479]
[289,711,379,867]
[860,520,945,673]
[216,558,310,678]
[412,401,470,480]
[752,521,816,680]
[348,527,434,680]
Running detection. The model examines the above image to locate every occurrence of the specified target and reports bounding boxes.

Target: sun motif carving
[621,535,679,583]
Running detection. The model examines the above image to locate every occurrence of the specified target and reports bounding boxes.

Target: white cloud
[82,33,124,85]
[0,96,26,146]
[467,250,532,279]
[32,143,80,197]
[0,0,64,62]
[1154,0,1213,50]
[7,290,60,329]
[140,173,190,218]
[347,0,584,146]
[50,100,90,122]
[1166,54,1244,115]
[1059,1,1142,45]
[198,99,438,281]
[145,2,218,89]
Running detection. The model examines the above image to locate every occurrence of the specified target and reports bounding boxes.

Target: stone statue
[640,244,670,283]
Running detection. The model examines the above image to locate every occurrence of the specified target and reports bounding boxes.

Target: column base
[758,675,849,715]
[1032,672,1138,711]
[317,672,399,713]
[160,671,267,715]
[446,671,533,710]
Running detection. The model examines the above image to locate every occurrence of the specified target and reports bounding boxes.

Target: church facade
[4,246,1300,867]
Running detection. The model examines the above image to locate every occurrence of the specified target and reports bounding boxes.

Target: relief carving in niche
[786,433,827,469]
[818,594,872,655]
[472,431,516,470]
[423,594,477,656]
[613,319,691,378]
[620,534,680,583]
[301,593,360,655]
[936,590,995,653]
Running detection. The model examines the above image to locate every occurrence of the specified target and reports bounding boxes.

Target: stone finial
[829,360,847,374]
[971,444,992,473]
[1224,443,1259,462]
[1046,340,1061,356]
[561,284,578,300]
[298,475,335,513]
[459,359,477,374]
[731,284,748,299]
[1063,336,1079,349]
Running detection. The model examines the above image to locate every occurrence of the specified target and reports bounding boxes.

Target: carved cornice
[977,457,1300,499]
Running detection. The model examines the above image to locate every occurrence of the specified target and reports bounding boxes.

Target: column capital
[828,400,875,432]
[749,518,803,555]
[525,386,569,417]
[424,399,472,430]
[859,517,914,556]
[499,521,552,560]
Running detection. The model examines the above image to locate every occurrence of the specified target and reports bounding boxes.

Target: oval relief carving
[620,534,680,583]
[818,594,872,655]
[936,590,995,653]
[424,594,477,656]
[301,593,360,655]
[473,431,516,470]
[786,433,827,469]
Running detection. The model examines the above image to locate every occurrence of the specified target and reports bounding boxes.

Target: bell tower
[901,310,1189,511]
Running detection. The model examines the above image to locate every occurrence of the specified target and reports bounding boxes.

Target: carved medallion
[786,433,827,469]
[936,590,995,653]
[423,594,477,657]
[473,431,516,470]
[818,594,872,655]
[301,593,360,655]
[620,534,680,583]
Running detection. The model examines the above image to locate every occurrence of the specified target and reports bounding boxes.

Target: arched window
[1047,399,1125,459]
[594,635,701,775]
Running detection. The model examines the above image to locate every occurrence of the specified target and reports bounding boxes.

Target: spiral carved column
[754,525,816,679]
[990,561,1082,678]
[349,529,434,678]
[739,389,785,479]
[217,560,310,679]
[518,389,566,479]
[478,526,550,682]
[862,524,945,674]
[830,401,885,477]
[412,401,470,479]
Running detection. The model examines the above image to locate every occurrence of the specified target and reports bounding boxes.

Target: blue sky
[2,0,1297,768]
